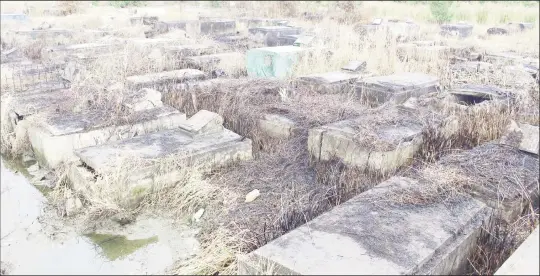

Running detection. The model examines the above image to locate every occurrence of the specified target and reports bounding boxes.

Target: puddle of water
[85,233,159,261]
[1,157,200,275]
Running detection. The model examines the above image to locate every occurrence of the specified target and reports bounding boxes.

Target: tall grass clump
[430,1,454,23]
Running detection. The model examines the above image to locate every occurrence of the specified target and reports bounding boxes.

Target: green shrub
[110,1,144,8]
[430,1,454,24]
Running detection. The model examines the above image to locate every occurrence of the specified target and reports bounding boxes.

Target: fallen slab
[435,143,539,223]
[69,110,252,196]
[484,52,524,65]
[28,105,187,169]
[239,176,491,275]
[495,226,539,275]
[499,120,539,155]
[356,72,439,106]
[126,69,206,92]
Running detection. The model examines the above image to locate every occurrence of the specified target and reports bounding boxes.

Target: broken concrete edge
[499,120,539,156]
[495,226,540,275]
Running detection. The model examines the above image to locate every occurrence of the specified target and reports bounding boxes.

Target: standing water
[1,158,199,275]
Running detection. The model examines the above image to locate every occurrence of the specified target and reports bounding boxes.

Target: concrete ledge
[238,176,491,275]
[126,69,206,92]
[27,106,187,169]
[495,226,539,275]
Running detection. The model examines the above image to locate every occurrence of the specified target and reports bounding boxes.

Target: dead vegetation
[0,1,538,275]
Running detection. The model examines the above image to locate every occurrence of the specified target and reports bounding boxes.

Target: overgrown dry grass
[1,1,538,275]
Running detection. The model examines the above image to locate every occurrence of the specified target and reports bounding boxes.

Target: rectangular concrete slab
[15,29,74,39]
[126,69,206,92]
[27,106,187,169]
[248,26,302,36]
[238,176,491,275]
[41,43,124,61]
[495,226,539,275]
[7,88,72,118]
[499,121,539,155]
[163,44,218,59]
[296,71,361,94]
[356,73,439,106]
[183,52,245,71]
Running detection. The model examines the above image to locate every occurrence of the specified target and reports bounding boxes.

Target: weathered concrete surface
[440,23,474,38]
[258,114,297,139]
[249,26,303,47]
[238,176,491,275]
[126,69,205,92]
[296,71,361,94]
[5,88,72,124]
[15,29,74,39]
[247,46,312,79]
[495,226,539,275]
[342,60,367,72]
[356,73,439,106]
[122,88,164,112]
[484,52,524,65]
[499,120,539,155]
[451,61,493,74]
[27,106,187,169]
[183,52,245,72]
[70,110,252,193]
[436,143,539,223]
[185,19,236,36]
[41,43,124,62]
[163,44,217,59]
[308,107,424,173]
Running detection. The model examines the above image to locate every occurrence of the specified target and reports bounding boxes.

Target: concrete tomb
[448,84,513,106]
[296,71,364,94]
[308,106,425,174]
[15,29,74,39]
[69,110,252,195]
[435,143,539,223]
[162,44,218,60]
[440,23,473,38]
[356,72,439,106]
[186,19,236,36]
[126,69,206,92]
[41,43,124,62]
[27,104,187,169]
[0,13,29,22]
[183,52,245,73]
[239,176,491,275]
[258,114,298,139]
[246,46,313,79]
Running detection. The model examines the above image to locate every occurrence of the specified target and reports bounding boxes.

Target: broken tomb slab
[70,110,252,193]
[435,143,539,223]
[258,113,298,139]
[27,106,187,169]
[356,72,439,106]
[183,52,245,72]
[499,120,539,155]
[126,69,206,92]
[448,84,514,106]
[238,176,491,275]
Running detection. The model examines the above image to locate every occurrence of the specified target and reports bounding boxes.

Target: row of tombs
[2,19,539,276]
